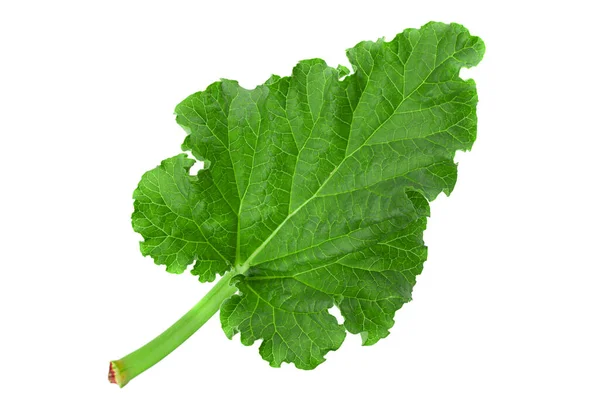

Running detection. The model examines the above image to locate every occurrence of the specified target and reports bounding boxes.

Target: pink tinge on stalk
[108,361,119,385]
[108,362,117,384]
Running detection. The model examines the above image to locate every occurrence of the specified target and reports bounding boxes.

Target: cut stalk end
[108,360,128,388]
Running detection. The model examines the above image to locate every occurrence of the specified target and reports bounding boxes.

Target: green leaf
[133,22,484,368]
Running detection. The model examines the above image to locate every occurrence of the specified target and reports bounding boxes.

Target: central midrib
[236,44,453,274]
[238,98,405,273]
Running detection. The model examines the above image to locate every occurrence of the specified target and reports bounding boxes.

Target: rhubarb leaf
[132,21,484,369]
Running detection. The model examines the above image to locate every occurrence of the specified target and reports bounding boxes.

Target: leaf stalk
[108,269,238,387]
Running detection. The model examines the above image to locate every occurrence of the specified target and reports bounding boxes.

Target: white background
[1,1,598,399]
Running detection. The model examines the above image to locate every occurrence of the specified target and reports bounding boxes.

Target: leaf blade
[133,21,484,367]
